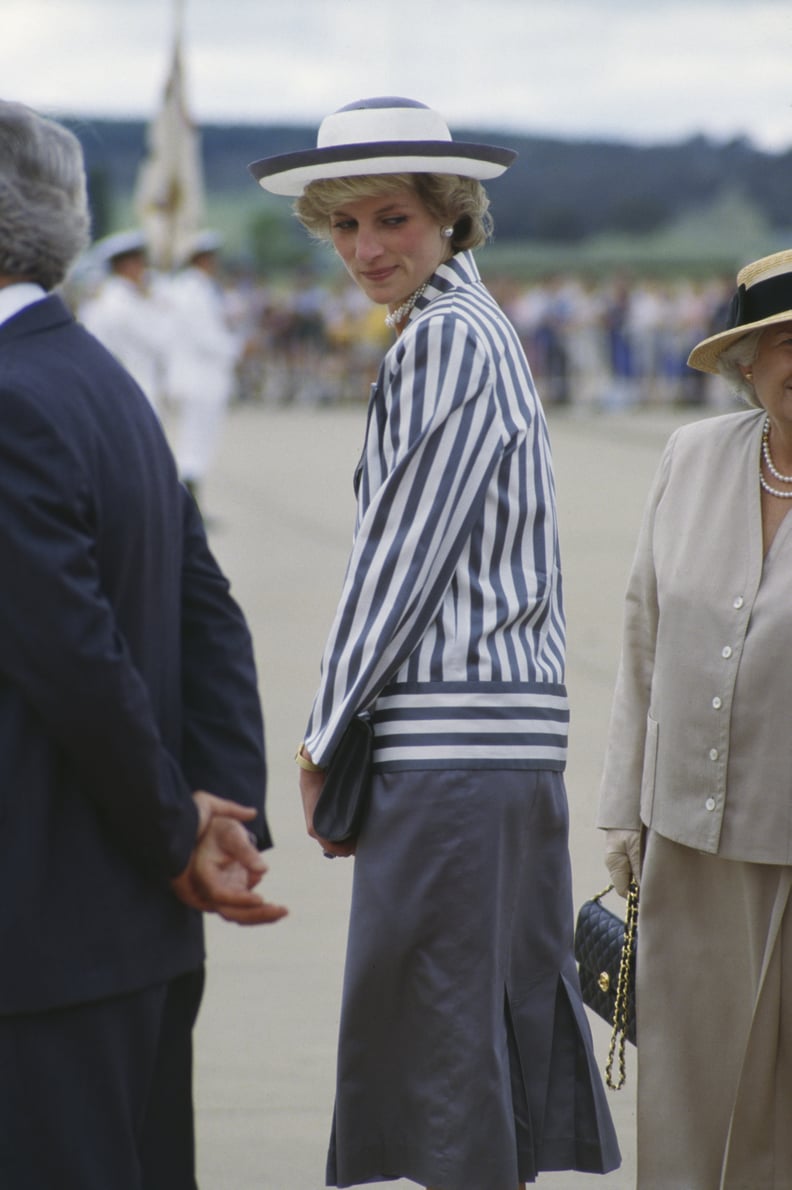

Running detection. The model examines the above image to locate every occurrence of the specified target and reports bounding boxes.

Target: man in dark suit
[0,101,286,1189]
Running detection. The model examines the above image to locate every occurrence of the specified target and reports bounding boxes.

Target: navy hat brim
[248,140,517,196]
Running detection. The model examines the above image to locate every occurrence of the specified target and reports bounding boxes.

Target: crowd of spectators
[67,258,741,414]
[226,267,740,412]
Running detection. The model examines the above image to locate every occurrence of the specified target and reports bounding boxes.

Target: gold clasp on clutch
[597,971,611,993]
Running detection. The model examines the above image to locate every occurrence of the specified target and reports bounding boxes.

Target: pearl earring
[441,226,454,238]
[745,371,753,381]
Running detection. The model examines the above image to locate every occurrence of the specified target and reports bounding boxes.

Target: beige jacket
[598,407,792,864]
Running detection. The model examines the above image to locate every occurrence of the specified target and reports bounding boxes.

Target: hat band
[728,273,792,330]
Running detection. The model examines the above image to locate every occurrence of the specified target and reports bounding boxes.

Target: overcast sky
[5,0,792,150]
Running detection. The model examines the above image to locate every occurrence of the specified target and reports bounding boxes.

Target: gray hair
[716,329,764,409]
[0,101,91,290]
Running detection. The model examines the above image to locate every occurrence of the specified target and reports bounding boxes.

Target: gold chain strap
[604,879,639,1091]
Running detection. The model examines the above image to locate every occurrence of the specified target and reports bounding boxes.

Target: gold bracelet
[295,743,325,773]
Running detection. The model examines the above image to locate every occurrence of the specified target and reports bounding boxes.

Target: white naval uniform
[80,274,170,412]
[165,266,241,486]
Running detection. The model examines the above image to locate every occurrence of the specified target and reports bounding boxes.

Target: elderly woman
[599,248,792,1189]
[250,98,620,1189]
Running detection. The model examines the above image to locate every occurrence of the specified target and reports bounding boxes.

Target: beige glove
[604,828,642,897]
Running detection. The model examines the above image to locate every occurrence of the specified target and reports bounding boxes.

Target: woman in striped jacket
[251,97,619,1190]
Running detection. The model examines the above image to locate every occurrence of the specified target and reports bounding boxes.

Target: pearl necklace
[384,282,428,330]
[760,416,792,498]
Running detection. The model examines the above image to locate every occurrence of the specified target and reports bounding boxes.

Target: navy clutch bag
[312,715,374,844]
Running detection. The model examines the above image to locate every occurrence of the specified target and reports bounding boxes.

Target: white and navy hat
[248,96,517,197]
[93,228,147,266]
[688,248,792,374]
[180,228,224,262]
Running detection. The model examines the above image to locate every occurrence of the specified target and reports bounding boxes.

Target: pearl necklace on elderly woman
[760,416,792,498]
[384,281,428,330]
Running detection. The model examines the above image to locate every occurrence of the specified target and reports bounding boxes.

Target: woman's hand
[298,765,356,859]
[604,828,643,897]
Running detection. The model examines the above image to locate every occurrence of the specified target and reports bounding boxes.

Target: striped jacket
[305,250,568,772]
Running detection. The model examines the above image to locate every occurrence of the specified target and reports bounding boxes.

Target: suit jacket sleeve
[0,384,198,878]
[180,493,271,848]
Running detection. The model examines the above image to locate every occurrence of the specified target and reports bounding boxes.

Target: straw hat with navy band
[248,96,517,197]
[688,249,792,375]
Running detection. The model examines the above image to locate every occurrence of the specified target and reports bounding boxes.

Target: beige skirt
[637,829,792,1190]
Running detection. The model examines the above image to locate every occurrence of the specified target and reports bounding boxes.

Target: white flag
[134,9,205,270]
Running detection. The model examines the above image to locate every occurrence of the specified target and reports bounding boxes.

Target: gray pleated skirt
[326,768,620,1189]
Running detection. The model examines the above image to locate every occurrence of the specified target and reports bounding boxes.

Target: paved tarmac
[184,397,711,1190]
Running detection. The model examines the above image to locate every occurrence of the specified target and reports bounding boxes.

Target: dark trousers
[0,967,204,1190]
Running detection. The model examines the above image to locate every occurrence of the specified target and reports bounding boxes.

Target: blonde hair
[294,172,493,252]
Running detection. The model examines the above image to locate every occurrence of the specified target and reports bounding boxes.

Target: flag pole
[134,0,205,271]
[172,0,185,51]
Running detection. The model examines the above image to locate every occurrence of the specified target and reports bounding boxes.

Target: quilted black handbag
[574,881,638,1089]
[312,714,373,844]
